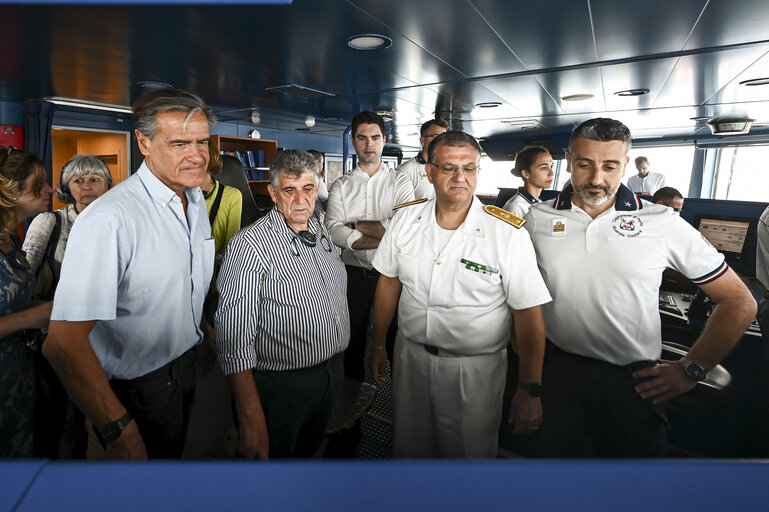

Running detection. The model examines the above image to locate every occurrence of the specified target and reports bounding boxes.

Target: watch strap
[97,411,134,445]
[518,381,542,397]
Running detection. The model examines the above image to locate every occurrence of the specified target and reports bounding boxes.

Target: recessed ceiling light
[137,81,173,90]
[690,116,711,121]
[739,77,769,86]
[375,109,394,122]
[614,88,650,97]
[707,116,755,135]
[347,34,392,51]
[475,102,502,108]
[562,93,594,101]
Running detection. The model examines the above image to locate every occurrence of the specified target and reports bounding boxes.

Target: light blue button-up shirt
[51,162,215,380]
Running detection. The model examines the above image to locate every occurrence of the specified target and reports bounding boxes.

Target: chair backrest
[216,155,261,227]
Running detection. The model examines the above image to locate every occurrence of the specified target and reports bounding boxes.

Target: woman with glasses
[21,154,112,458]
[0,147,53,457]
[502,146,554,218]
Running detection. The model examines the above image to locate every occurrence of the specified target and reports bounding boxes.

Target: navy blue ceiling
[1,0,769,152]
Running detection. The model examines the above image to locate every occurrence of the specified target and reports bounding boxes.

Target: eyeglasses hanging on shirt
[284,215,333,257]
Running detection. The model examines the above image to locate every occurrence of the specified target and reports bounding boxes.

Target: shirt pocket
[452,258,502,306]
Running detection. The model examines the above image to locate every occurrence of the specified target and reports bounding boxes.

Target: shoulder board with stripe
[484,204,525,228]
[393,198,428,211]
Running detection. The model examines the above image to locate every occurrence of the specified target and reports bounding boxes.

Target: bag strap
[43,210,62,289]
[209,180,225,226]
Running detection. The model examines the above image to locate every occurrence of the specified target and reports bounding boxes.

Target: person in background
[525,118,756,457]
[215,150,349,459]
[394,118,448,200]
[307,150,328,206]
[627,156,666,195]
[22,154,112,459]
[43,88,216,460]
[502,146,555,218]
[0,147,54,457]
[651,186,684,212]
[202,139,242,256]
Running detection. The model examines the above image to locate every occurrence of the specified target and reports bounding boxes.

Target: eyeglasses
[429,162,480,176]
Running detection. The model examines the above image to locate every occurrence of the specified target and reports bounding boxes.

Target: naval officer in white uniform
[369,131,552,458]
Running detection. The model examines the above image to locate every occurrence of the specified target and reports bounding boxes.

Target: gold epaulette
[484,205,525,228]
[393,197,428,211]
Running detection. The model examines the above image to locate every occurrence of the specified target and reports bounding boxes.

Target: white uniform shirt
[757,205,769,290]
[373,197,552,354]
[525,184,727,365]
[325,162,414,268]
[317,178,329,203]
[502,187,540,218]
[395,156,434,200]
[627,171,666,194]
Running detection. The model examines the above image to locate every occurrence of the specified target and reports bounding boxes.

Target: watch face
[686,363,706,381]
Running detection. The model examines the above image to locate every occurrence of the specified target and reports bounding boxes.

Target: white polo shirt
[525,184,727,365]
[324,162,414,268]
[627,171,666,194]
[395,155,435,200]
[503,187,541,218]
[373,197,552,354]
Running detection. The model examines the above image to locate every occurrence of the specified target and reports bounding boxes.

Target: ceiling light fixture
[561,93,594,101]
[739,77,769,86]
[137,81,173,90]
[475,102,502,108]
[707,116,755,135]
[375,109,394,122]
[614,88,650,97]
[305,115,316,128]
[501,119,539,126]
[347,34,392,51]
[45,97,132,114]
[249,110,261,124]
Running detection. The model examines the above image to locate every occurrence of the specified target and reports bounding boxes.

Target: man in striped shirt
[215,150,350,459]
[524,118,756,457]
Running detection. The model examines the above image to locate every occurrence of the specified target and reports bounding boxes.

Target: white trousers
[392,331,506,458]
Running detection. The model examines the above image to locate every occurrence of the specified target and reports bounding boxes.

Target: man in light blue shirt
[44,89,216,459]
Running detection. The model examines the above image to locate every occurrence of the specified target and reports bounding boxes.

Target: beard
[573,183,617,206]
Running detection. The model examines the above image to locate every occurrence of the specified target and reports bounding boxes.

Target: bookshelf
[211,135,277,197]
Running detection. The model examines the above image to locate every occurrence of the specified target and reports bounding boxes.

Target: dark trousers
[530,341,667,458]
[345,265,397,381]
[110,347,196,459]
[252,355,343,458]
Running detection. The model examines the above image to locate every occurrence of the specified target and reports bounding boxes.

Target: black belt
[345,265,380,278]
[304,351,343,371]
[545,340,656,373]
[423,344,467,358]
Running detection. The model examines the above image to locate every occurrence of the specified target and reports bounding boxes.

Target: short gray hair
[55,154,113,204]
[269,150,319,188]
[568,118,632,155]
[132,88,216,140]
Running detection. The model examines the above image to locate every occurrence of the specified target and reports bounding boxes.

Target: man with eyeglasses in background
[369,131,551,458]
[395,118,448,199]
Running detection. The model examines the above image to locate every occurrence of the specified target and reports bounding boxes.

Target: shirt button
[437,260,441,265]
[161,202,167,207]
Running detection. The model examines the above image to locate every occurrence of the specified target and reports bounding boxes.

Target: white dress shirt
[627,171,666,194]
[325,162,414,268]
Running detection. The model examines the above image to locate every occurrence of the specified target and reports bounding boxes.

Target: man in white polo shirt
[525,117,756,457]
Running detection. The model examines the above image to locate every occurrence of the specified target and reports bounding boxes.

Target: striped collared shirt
[215,206,350,374]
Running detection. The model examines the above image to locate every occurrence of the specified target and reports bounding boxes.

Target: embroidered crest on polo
[552,218,566,236]
[612,214,644,238]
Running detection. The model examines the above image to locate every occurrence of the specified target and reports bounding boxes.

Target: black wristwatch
[679,356,706,382]
[99,412,134,443]
[518,381,542,397]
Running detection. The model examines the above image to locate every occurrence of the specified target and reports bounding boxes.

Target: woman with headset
[21,154,112,458]
[0,146,53,457]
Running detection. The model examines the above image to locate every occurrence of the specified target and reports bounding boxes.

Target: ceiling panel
[470,0,597,69]
[591,0,708,60]
[685,0,769,49]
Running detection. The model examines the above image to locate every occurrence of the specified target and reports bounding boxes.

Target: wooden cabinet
[211,135,277,197]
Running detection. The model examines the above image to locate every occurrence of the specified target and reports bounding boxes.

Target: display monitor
[693,214,758,272]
